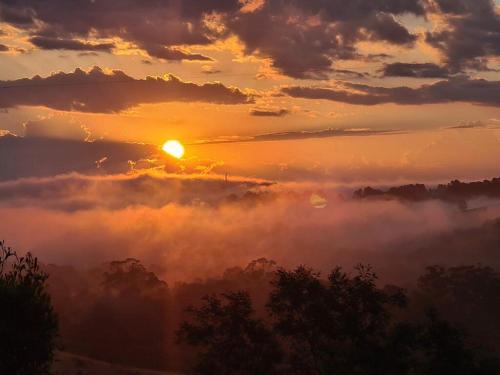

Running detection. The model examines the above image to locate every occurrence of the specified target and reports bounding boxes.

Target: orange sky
[0,1,499,183]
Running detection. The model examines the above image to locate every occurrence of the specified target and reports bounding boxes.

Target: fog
[2,172,499,284]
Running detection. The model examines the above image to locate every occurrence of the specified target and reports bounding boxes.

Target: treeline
[353,177,500,205]
[3,242,500,374]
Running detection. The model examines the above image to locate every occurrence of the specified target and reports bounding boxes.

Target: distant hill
[353,177,500,206]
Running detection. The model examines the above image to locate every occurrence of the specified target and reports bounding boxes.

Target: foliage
[179,264,500,375]
[178,291,282,375]
[68,258,170,369]
[0,240,58,375]
[267,265,408,375]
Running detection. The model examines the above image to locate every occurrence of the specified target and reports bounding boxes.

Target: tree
[69,258,170,369]
[0,240,58,375]
[179,264,500,375]
[267,265,408,375]
[411,309,500,375]
[416,265,500,354]
[178,291,282,375]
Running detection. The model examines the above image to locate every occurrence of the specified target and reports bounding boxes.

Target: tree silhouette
[267,265,408,375]
[0,240,58,375]
[179,264,500,375]
[178,291,282,375]
[407,308,500,375]
[416,265,500,355]
[69,258,170,369]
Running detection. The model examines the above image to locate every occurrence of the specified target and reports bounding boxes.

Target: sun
[162,140,185,159]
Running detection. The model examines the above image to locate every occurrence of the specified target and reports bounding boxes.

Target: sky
[0,0,500,184]
[0,0,500,280]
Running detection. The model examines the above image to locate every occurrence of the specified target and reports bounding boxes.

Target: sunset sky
[1,0,500,184]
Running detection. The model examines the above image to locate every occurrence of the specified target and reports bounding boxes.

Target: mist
[2,172,499,284]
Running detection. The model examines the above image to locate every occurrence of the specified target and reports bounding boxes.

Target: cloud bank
[283,76,500,106]
[0,67,251,113]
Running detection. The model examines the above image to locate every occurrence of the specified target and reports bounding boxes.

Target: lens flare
[162,140,185,159]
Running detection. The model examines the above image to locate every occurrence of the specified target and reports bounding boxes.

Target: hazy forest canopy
[9,247,500,374]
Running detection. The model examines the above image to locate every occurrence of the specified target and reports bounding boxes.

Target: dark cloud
[332,69,369,79]
[0,43,9,52]
[0,66,251,113]
[195,128,396,145]
[142,45,212,61]
[283,76,500,107]
[426,0,500,70]
[2,1,497,78]
[77,51,99,57]
[227,1,422,79]
[446,120,486,129]
[382,62,451,78]
[0,1,424,79]
[0,133,171,181]
[29,36,115,52]
[0,5,34,25]
[0,0,241,60]
[250,108,289,117]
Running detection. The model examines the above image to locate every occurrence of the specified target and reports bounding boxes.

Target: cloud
[226,1,422,79]
[201,65,222,75]
[2,1,499,79]
[446,120,486,129]
[249,108,289,117]
[29,36,115,52]
[0,66,251,113]
[23,118,91,140]
[425,0,500,70]
[0,43,9,52]
[382,63,451,78]
[0,133,171,181]
[0,0,425,79]
[143,45,212,61]
[283,76,500,106]
[194,127,397,144]
[0,0,241,60]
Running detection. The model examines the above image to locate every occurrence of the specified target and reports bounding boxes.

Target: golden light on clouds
[162,140,185,159]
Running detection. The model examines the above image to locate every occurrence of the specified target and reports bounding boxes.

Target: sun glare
[162,140,185,159]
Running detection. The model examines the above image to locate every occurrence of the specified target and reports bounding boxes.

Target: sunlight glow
[162,140,185,159]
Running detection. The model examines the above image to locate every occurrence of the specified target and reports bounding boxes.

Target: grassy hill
[52,352,183,375]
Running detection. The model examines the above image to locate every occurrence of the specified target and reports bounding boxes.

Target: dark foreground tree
[178,291,282,375]
[0,241,58,375]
